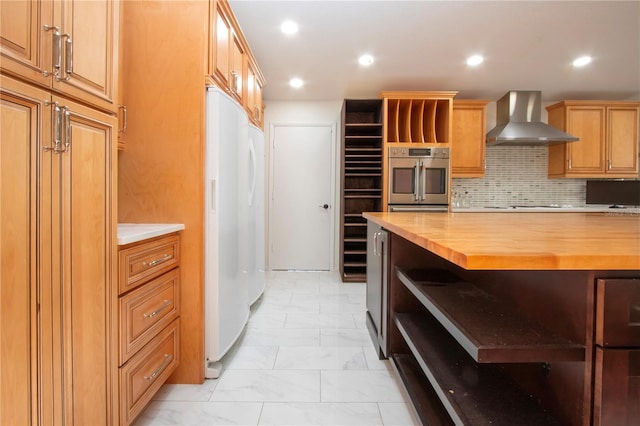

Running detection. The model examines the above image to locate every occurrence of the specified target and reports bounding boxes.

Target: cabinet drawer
[593,347,640,426]
[119,234,180,294]
[596,278,640,347]
[120,319,180,426]
[119,268,180,364]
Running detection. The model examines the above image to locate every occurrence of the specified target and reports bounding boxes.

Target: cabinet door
[117,2,127,150]
[566,106,606,174]
[246,59,264,127]
[229,30,244,102]
[451,102,487,177]
[366,222,388,357]
[53,0,119,113]
[607,106,639,175]
[0,0,53,86]
[0,75,44,426]
[255,77,264,128]
[594,348,640,426]
[246,60,256,121]
[213,3,231,88]
[57,96,116,425]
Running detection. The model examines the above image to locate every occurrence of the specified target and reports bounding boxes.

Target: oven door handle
[414,160,421,202]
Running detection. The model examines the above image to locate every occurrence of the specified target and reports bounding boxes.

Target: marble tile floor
[134,271,420,426]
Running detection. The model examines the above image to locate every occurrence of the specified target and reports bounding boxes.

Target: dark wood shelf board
[344,195,383,199]
[344,250,366,255]
[394,313,562,426]
[344,173,382,177]
[345,123,383,127]
[396,268,585,363]
[343,262,366,267]
[341,273,366,283]
[344,238,366,243]
[390,354,454,426]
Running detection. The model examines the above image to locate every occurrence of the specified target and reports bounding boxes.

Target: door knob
[319,204,329,209]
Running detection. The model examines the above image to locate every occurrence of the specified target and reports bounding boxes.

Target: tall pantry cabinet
[0,0,118,424]
[118,0,265,385]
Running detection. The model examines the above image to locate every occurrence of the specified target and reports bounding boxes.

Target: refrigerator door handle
[210,179,216,212]
[248,141,257,206]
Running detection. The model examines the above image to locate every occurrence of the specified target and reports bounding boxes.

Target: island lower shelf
[396,267,585,363]
[393,312,561,425]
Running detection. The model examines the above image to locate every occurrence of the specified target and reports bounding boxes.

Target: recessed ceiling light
[281,20,298,35]
[289,78,304,88]
[358,54,374,66]
[466,54,484,66]
[573,56,592,67]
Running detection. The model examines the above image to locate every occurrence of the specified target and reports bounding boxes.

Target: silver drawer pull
[143,300,171,319]
[144,354,172,380]
[143,254,171,267]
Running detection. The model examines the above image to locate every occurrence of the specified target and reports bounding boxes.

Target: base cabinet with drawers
[117,232,182,425]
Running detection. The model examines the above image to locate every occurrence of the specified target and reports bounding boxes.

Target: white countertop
[117,223,185,245]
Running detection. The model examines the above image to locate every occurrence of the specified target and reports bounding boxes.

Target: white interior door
[270,124,334,270]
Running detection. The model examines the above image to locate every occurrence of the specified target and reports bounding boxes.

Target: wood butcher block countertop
[362,212,640,270]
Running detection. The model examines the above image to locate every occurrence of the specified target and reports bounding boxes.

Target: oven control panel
[388,147,449,159]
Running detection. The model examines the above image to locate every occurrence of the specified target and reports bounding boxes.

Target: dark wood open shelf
[390,354,454,426]
[394,313,562,425]
[340,99,383,283]
[396,268,585,363]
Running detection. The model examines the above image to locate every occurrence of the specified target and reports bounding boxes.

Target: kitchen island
[362,212,639,426]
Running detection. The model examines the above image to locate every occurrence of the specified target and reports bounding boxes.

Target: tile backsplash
[452,146,586,207]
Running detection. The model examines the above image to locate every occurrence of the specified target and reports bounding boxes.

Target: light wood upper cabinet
[246,57,265,127]
[0,0,119,113]
[212,2,231,88]
[547,101,639,178]
[209,0,265,128]
[211,0,245,103]
[607,106,639,174]
[0,0,53,86]
[229,30,245,103]
[451,100,489,177]
[380,91,457,144]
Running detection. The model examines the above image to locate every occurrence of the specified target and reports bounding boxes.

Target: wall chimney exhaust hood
[486,91,579,146]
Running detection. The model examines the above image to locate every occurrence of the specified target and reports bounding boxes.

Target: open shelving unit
[391,267,583,425]
[396,268,585,363]
[340,99,383,282]
[379,91,457,144]
[392,314,562,426]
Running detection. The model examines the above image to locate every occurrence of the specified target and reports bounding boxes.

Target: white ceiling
[229,0,640,103]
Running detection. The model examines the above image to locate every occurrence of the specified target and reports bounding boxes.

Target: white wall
[263,100,343,271]
[262,99,592,270]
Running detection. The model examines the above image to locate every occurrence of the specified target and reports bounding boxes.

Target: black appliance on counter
[586,180,640,206]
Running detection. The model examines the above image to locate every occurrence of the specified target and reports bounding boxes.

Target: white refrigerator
[204,87,264,378]
[247,124,266,305]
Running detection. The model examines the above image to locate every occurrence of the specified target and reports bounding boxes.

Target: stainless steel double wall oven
[387,147,450,212]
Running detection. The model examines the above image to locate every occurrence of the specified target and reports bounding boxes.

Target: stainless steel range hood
[486,91,579,146]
